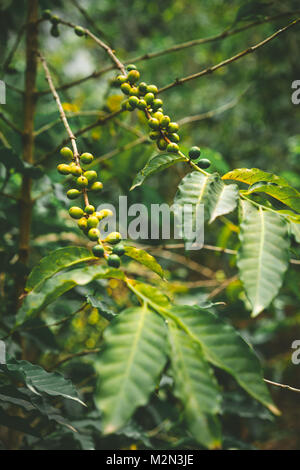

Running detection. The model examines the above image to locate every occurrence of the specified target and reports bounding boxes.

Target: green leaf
[0,358,85,406]
[86,295,117,321]
[222,168,290,187]
[126,279,171,308]
[95,306,168,434]
[165,304,279,415]
[130,153,184,190]
[174,171,238,226]
[26,246,94,292]
[290,221,300,243]
[16,264,118,327]
[168,322,222,449]
[124,246,165,279]
[237,201,290,317]
[246,184,300,213]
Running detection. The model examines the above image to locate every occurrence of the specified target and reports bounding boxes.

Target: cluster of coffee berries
[115,65,211,169]
[57,147,124,268]
[43,10,86,39]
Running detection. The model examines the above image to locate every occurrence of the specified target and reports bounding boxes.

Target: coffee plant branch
[159,17,300,94]
[36,10,300,96]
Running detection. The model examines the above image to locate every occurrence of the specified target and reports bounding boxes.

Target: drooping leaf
[95,306,168,434]
[222,168,291,187]
[0,358,85,406]
[246,183,300,213]
[130,153,184,190]
[165,304,279,415]
[124,246,165,279]
[237,201,290,317]
[168,322,222,449]
[26,246,94,292]
[126,279,171,308]
[86,295,117,321]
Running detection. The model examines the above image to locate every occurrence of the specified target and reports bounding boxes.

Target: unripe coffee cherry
[90,181,103,192]
[160,115,171,128]
[105,231,122,245]
[157,139,168,151]
[121,83,131,95]
[60,147,73,160]
[137,99,147,110]
[188,146,201,159]
[197,158,211,169]
[51,15,60,24]
[107,254,121,268]
[128,96,139,108]
[126,102,135,111]
[152,111,164,121]
[144,93,155,104]
[97,209,113,219]
[138,82,148,95]
[116,75,127,85]
[78,217,88,230]
[42,9,52,19]
[127,64,137,71]
[92,245,105,258]
[127,69,140,83]
[75,26,85,37]
[69,206,84,219]
[167,122,179,133]
[87,216,99,229]
[148,118,160,129]
[69,165,82,176]
[80,152,94,164]
[88,228,100,241]
[57,164,71,175]
[149,131,160,141]
[129,86,139,96]
[84,170,97,182]
[152,99,163,111]
[67,189,81,200]
[85,204,95,214]
[51,25,60,37]
[112,244,125,256]
[147,84,158,94]
[77,176,89,187]
[167,143,179,153]
[168,133,180,143]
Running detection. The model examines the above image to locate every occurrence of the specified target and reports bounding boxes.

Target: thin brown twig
[37,10,300,96]
[159,17,300,94]
[264,378,300,394]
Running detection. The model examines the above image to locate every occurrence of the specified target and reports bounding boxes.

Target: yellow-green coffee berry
[127,69,140,83]
[138,82,148,95]
[105,231,122,245]
[160,115,171,128]
[144,92,155,104]
[97,209,113,219]
[121,83,131,95]
[69,165,82,176]
[90,181,103,192]
[157,138,168,151]
[57,164,70,175]
[147,84,158,94]
[87,216,99,229]
[152,111,164,121]
[107,254,121,268]
[128,96,139,108]
[148,118,160,129]
[92,244,105,257]
[151,99,163,111]
[77,176,89,187]
[149,131,160,140]
[116,75,127,85]
[84,170,97,182]
[127,64,137,71]
[88,228,100,241]
[60,147,73,160]
[75,26,85,37]
[85,204,95,214]
[67,189,81,200]
[78,217,88,230]
[167,142,179,153]
[137,99,147,110]
[169,133,180,143]
[69,206,84,219]
[167,122,179,133]
[129,86,139,96]
[80,152,94,164]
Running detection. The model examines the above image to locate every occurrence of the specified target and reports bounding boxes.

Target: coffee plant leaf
[130,153,185,190]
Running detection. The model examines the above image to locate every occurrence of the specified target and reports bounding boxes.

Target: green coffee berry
[188,146,201,159]
[121,100,129,110]
[90,181,103,192]
[75,26,85,37]
[107,254,121,268]
[127,64,137,71]
[42,9,52,20]
[128,96,139,107]
[92,244,105,258]
[116,75,127,85]
[138,82,148,95]
[77,176,89,187]
[147,84,158,94]
[57,164,71,175]
[152,99,163,111]
[69,165,82,176]
[137,99,147,110]
[120,83,131,95]
[112,244,125,256]
[149,131,160,140]
[168,133,180,143]
[152,111,164,121]
[87,216,99,229]
[160,115,171,128]
[96,209,113,219]
[85,204,95,214]
[129,86,139,96]
[67,189,81,200]
[144,92,155,104]
[51,15,60,24]
[80,152,94,164]
[69,206,84,219]
[157,138,168,151]
[88,228,100,241]
[78,217,88,230]
[105,231,122,245]
[197,158,211,169]
[50,25,60,37]
[127,69,140,83]
[84,170,97,182]
[167,142,179,153]
[167,122,179,133]
[148,118,160,129]
[126,102,135,111]
[60,147,73,160]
